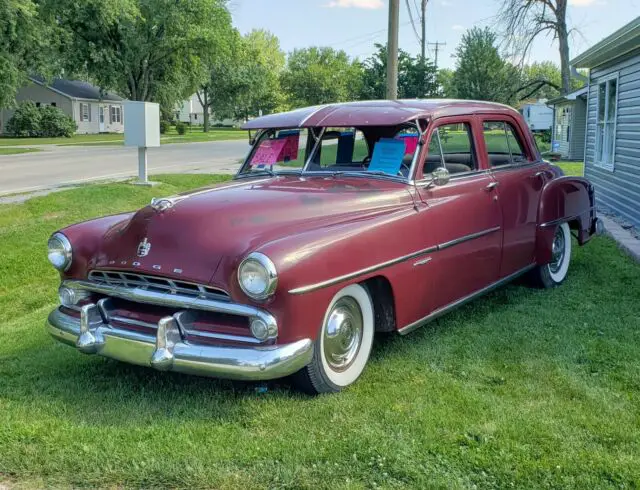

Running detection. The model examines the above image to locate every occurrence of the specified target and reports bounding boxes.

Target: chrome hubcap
[550,227,566,274]
[323,297,363,372]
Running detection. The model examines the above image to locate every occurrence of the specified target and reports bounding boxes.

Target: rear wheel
[293,284,374,394]
[531,222,572,288]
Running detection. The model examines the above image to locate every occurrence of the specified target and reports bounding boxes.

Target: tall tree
[497,0,572,94]
[280,47,363,108]
[0,0,58,109]
[436,68,455,97]
[359,43,438,100]
[451,27,521,105]
[200,29,285,126]
[43,0,234,108]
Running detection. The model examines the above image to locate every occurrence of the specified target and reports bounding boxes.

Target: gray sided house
[573,17,640,228]
[548,87,588,161]
[0,77,125,135]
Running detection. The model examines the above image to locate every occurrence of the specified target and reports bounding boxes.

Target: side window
[483,121,530,167]
[423,122,476,176]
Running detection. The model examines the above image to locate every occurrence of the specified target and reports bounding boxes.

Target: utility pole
[386,0,400,100]
[428,41,446,69]
[421,0,428,60]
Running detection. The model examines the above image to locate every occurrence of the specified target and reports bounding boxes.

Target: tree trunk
[556,0,571,95]
[203,91,209,132]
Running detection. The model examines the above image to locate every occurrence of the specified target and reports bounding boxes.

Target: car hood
[94,176,415,285]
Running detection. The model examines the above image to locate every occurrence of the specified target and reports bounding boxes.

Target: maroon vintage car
[46,100,599,393]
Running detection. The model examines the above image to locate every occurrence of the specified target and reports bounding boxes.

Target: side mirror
[432,167,450,187]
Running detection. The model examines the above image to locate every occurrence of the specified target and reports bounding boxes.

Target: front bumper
[47,307,314,381]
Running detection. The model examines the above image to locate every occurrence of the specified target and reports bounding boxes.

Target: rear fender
[535,176,596,264]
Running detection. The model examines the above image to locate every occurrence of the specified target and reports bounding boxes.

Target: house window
[110,105,121,124]
[80,103,91,122]
[595,76,618,170]
[51,102,57,107]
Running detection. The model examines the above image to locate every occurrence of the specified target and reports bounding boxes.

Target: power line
[404,0,421,44]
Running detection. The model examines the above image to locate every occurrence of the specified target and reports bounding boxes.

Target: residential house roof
[29,76,124,102]
[547,87,589,106]
[571,16,640,69]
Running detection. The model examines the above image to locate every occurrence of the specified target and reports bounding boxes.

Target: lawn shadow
[3,337,309,429]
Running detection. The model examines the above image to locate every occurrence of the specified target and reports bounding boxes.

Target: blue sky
[231,0,639,69]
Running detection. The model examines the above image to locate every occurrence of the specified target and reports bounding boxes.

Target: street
[0,139,250,196]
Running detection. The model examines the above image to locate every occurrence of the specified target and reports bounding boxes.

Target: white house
[0,76,126,134]
[175,93,239,127]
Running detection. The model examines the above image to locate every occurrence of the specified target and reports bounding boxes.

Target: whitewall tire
[293,284,374,394]
[531,222,572,288]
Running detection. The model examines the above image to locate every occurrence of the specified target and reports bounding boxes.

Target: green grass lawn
[0,147,41,156]
[1,173,639,488]
[0,127,248,147]
[555,161,584,176]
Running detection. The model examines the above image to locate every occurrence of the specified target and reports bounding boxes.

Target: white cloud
[452,24,465,31]
[325,0,384,8]
[569,0,606,6]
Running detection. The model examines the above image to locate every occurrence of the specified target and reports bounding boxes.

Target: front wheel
[531,222,572,288]
[293,284,374,394]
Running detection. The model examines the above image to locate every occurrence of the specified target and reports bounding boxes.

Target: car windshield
[237,125,421,180]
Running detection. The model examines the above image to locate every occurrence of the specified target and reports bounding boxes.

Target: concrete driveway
[0,140,250,196]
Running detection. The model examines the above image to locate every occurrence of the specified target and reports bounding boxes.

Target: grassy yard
[0,147,41,156]
[0,127,248,147]
[1,170,639,488]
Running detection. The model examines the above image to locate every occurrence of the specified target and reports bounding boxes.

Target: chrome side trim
[288,245,438,295]
[47,308,313,381]
[63,280,277,334]
[413,257,432,267]
[438,226,501,251]
[539,210,592,229]
[288,226,502,295]
[398,264,535,335]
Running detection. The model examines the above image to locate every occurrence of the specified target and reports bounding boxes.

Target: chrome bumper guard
[47,305,313,381]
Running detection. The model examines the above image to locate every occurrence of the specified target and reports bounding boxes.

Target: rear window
[483,121,530,166]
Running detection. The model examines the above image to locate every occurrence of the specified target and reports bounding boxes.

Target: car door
[479,116,549,278]
[415,117,503,312]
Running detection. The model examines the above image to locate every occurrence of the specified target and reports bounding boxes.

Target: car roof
[242,99,519,130]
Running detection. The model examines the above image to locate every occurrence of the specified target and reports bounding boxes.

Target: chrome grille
[88,270,230,301]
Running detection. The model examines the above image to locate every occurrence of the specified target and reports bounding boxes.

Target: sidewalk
[600,215,640,262]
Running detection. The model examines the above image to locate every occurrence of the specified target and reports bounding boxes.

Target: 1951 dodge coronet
[46,99,599,394]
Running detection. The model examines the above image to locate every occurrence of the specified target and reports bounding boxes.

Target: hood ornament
[137,238,151,257]
[150,195,190,212]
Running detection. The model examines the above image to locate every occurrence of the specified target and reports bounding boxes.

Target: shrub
[6,101,42,137]
[159,120,170,134]
[39,106,77,137]
[175,121,187,135]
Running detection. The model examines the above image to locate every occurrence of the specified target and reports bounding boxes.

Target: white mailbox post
[124,101,160,185]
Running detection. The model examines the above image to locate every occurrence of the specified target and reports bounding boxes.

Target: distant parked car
[46,99,599,394]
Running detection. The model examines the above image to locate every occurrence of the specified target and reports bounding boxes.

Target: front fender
[57,213,135,280]
[536,176,596,264]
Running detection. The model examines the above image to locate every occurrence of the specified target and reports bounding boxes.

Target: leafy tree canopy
[0,0,58,108]
[451,27,521,105]
[359,43,438,100]
[280,47,363,108]
[41,0,235,108]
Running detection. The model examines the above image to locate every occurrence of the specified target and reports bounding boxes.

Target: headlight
[237,252,277,300]
[47,233,72,271]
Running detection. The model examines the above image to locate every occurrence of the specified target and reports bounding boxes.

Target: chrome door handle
[531,171,545,179]
[485,182,499,192]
